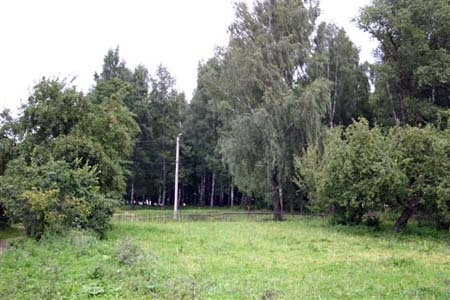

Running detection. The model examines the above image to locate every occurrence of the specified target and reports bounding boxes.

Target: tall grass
[1,216,449,299]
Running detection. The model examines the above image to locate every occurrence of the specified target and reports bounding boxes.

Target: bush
[0,158,117,239]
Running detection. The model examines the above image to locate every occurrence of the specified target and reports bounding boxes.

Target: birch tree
[210,0,331,219]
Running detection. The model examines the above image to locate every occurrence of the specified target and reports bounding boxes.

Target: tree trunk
[230,184,234,207]
[199,173,206,206]
[289,196,294,214]
[219,185,224,206]
[271,167,283,221]
[330,100,336,128]
[162,158,166,209]
[399,77,406,123]
[386,81,398,122]
[394,198,420,232]
[431,86,435,103]
[278,186,284,220]
[210,173,215,208]
[243,196,249,210]
[130,183,135,209]
[330,53,338,128]
[299,197,305,214]
[197,183,201,206]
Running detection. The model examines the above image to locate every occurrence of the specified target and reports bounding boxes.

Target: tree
[183,60,232,207]
[0,77,138,237]
[94,46,132,83]
[357,0,450,125]
[0,110,16,176]
[0,110,14,227]
[295,119,400,225]
[207,0,331,219]
[309,22,370,127]
[296,118,450,231]
[388,125,450,231]
[92,48,190,208]
[145,66,188,207]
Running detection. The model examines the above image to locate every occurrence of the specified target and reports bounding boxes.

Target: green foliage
[97,49,189,204]
[388,125,450,229]
[296,118,450,230]
[0,159,116,239]
[0,110,16,177]
[142,65,188,204]
[357,0,450,125]
[11,78,139,195]
[297,119,397,223]
[183,63,230,206]
[0,76,138,238]
[309,22,370,126]
[203,0,332,215]
[94,46,132,82]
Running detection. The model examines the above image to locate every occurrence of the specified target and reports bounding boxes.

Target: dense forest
[0,0,449,239]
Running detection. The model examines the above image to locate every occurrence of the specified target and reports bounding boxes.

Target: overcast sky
[0,0,377,114]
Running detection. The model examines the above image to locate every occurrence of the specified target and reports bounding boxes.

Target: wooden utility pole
[173,133,182,220]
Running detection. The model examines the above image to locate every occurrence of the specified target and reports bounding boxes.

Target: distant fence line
[113,211,306,223]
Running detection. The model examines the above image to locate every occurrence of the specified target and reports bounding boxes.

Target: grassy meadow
[0,210,449,299]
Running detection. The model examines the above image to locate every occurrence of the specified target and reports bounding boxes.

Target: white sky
[0,0,377,114]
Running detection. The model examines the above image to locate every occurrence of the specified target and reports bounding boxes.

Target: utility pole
[173,133,182,220]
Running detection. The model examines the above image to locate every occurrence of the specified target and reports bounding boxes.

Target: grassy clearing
[0,225,24,240]
[0,214,449,299]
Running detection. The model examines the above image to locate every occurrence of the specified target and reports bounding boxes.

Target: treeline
[0,0,449,237]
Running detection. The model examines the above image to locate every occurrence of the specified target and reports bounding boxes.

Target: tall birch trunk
[219,185,224,206]
[210,173,215,208]
[162,158,166,209]
[202,174,206,206]
[230,184,234,207]
[130,183,135,209]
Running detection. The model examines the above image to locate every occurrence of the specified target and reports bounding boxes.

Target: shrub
[0,158,117,239]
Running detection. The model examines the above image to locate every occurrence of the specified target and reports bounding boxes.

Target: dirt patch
[0,239,9,254]
[0,237,21,254]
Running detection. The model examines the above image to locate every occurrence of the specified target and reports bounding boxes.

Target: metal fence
[113,211,302,223]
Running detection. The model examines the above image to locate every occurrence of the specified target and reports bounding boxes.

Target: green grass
[0,214,449,299]
[0,225,24,240]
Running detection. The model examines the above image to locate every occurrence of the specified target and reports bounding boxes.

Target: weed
[116,238,143,265]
